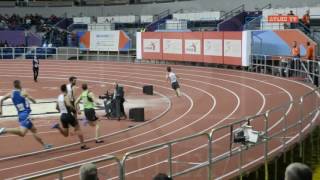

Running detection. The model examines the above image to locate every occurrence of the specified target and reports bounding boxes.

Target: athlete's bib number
[16,103,25,111]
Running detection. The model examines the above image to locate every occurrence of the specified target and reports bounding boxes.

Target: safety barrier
[18,155,122,180]
[0,47,136,62]
[13,54,320,180]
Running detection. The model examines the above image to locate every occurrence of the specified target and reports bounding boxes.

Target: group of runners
[0,63,182,150]
[0,76,103,150]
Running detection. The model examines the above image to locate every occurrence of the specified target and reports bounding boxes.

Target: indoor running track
[0,60,319,180]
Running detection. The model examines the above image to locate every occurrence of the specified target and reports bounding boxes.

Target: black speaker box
[143,85,153,95]
[129,108,145,122]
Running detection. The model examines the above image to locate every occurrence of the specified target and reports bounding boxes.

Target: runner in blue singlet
[0,80,52,149]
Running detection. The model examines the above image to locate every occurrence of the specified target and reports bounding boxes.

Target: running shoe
[44,144,53,149]
[81,145,90,150]
[0,128,5,135]
[81,117,88,126]
[95,140,104,144]
[51,123,60,129]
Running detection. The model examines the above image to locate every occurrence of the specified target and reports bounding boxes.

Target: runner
[75,83,104,143]
[166,66,182,97]
[52,84,89,150]
[0,80,52,149]
[67,76,77,106]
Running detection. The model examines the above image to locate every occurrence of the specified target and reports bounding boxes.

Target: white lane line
[6,70,245,179]
[92,80,242,180]
[31,60,315,91]
[105,74,295,179]
[0,131,56,138]
[41,64,300,179]
[0,75,173,162]
[54,72,262,179]
[106,68,310,179]
[3,62,264,178]
[0,74,196,174]
[0,61,302,179]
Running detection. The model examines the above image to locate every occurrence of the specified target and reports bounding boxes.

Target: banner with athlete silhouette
[203,32,223,64]
[140,31,243,65]
[162,32,184,61]
[141,32,162,60]
[183,32,203,62]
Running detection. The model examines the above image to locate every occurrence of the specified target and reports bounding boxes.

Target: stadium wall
[137,29,314,66]
[0,0,319,17]
[136,31,250,66]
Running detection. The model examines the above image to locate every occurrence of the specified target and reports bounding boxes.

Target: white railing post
[239,145,243,180]
[12,47,15,60]
[299,97,304,158]
[55,47,58,60]
[208,132,212,180]
[58,172,63,180]
[168,143,173,178]
[67,47,69,60]
[264,112,269,180]
[77,48,79,61]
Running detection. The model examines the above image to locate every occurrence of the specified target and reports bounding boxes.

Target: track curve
[0,60,318,180]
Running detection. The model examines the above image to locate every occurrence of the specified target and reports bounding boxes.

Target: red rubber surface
[0,60,318,180]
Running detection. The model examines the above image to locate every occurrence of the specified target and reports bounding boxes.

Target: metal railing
[121,132,211,179]
[19,155,122,180]
[0,47,136,62]
[219,4,245,21]
[17,54,320,180]
[145,9,171,30]
[258,3,272,11]
[244,15,262,30]
[250,54,319,85]
[244,3,271,30]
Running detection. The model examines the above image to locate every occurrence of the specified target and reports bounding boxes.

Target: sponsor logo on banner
[268,15,299,23]
[163,39,182,54]
[203,39,222,56]
[143,39,160,53]
[90,31,120,51]
[185,40,201,55]
[224,39,241,58]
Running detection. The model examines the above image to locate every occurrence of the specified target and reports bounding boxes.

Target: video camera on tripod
[99,91,113,100]
[99,84,126,120]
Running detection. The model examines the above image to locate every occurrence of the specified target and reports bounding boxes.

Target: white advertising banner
[224,39,242,57]
[143,39,160,53]
[73,17,91,24]
[163,39,182,54]
[184,39,201,55]
[204,39,222,56]
[90,31,120,51]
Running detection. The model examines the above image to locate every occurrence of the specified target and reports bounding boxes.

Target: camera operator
[113,83,127,120]
[99,83,127,120]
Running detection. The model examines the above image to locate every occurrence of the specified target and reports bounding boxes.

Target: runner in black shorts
[75,83,104,143]
[52,84,89,150]
[166,66,182,97]
[60,112,78,129]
